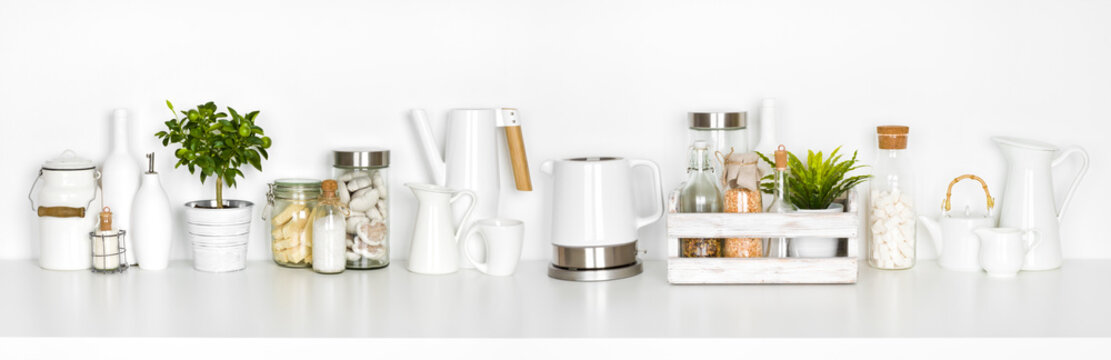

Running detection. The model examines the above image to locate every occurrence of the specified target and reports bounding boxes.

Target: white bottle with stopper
[100,109,141,265]
[131,152,173,270]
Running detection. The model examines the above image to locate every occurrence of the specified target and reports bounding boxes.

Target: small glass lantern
[89,207,128,273]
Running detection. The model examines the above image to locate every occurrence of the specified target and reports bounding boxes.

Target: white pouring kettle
[992,137,1089,271]
[919,174,998,271]
[411,108,532,268]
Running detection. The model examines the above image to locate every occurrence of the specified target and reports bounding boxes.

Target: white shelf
[4,260,1110,337]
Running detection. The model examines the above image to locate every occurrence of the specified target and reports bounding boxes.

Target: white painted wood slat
[667,212,858,238]
[667,257,858,284]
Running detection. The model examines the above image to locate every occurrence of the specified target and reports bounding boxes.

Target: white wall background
[2,0,1108,263]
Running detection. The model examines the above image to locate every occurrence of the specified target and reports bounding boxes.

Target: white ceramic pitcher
[406,183,477,275]
[411,108,532,269]
[920,174,997,271]
[992,137,1089,271]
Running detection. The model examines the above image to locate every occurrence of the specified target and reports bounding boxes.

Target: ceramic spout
[919,216,943,255]
[410,109,446,186]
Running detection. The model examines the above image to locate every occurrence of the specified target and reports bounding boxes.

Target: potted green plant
[758,147,869,257]
[155,100,271,272]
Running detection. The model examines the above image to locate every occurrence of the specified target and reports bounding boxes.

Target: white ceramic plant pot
[184,200,253,272]
[789,203,845,258]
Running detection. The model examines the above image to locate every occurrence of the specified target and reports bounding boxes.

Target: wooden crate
[666,188,862,284]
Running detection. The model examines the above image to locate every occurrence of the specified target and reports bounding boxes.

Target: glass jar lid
[334,147,390,168]
[43,149,96,170]
[689,112,747,130]
[270,178,322,199]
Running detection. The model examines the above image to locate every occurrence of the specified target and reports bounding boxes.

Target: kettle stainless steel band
[551,242,639,270]
[548,261,643,282]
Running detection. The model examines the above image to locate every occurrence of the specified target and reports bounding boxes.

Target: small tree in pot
[155,100,271,272]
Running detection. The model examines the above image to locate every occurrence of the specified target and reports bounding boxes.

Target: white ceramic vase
[100,109,141,265]
[184,200,253,272]
[790,203,845,258]
[131,165,173,270]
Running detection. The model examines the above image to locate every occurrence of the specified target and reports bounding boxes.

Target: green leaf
[766,147,871,210]
[153,101,267,191]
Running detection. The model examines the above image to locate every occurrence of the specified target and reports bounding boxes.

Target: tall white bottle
[753,98,778,153]
[100,109,141,265]
[131,153,173,270]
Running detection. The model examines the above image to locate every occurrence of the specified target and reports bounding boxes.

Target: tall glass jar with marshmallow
[868,126,916,270]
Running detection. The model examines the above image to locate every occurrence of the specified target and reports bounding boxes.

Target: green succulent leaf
[757,147,871,210]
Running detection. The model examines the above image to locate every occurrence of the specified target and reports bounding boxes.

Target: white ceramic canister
[29,150,102,270]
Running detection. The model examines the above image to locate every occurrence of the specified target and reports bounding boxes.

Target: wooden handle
[38,206,86,218]
[504,126,533,191]
[943,174,994,212]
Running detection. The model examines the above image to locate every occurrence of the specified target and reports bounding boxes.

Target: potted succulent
[758,147,869,257]
[155,100,271,272]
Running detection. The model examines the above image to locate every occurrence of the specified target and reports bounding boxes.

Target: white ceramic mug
[463,219,524,276]
[976,228,1040,277]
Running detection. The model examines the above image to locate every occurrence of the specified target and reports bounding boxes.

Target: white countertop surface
[3,260,1109,338]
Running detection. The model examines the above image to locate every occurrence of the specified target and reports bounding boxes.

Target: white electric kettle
[540,157,664,281]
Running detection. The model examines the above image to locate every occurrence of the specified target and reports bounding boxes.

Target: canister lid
[333,147,390,168]
[689,112,747,129]
[43,150,96,170]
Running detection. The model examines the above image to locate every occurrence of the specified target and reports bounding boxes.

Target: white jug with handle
[411,108,532,268]
[920,174,998,271]
[406,183,478,275]
[992,137,1089,271]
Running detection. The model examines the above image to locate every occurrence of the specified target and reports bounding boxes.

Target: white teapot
[919,175,997,271]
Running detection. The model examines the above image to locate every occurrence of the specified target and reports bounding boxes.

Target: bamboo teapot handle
[942,174,995,213]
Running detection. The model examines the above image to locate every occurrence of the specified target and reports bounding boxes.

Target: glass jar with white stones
[332,148,390,270]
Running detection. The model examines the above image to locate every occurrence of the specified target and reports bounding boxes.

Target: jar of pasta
[265,178,321,267]
[333,148,390,269]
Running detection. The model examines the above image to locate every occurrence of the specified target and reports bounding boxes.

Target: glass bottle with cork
[765,145,797,258]
[679,140,724,257]
[869,125,916,270]
[311,180,349,274]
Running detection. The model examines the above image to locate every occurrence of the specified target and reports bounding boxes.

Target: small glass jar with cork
[89,207,128,273]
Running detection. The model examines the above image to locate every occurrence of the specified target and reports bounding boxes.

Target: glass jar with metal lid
[264,178,321,267]
[333,148,390,269]
[688,111,749,175]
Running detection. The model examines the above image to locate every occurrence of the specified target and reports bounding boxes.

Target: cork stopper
[98,207,113,232]
[774,145,788,170]
[877,125,910,150]
[321,180,338,199]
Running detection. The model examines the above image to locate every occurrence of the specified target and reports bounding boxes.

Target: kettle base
[547,261,643,282]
